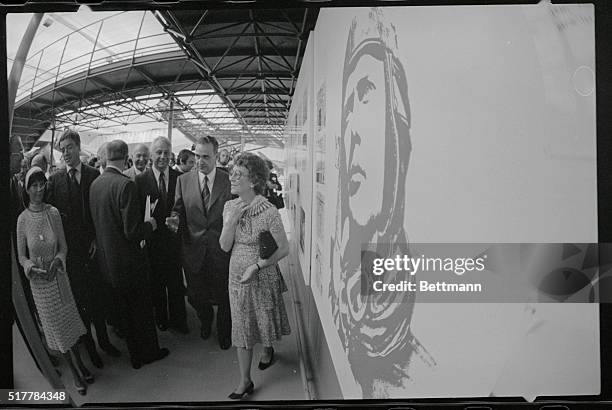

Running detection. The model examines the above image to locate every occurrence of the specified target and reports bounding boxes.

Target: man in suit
[135,137,188,334]
[46,130,121,368]
[124,143,149,180]
[174,149,195,174]
[169,135,232,349]
[90,139,169,369]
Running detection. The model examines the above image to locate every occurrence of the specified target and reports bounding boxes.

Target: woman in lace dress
[16,167,93,395]
[220,153,291,399]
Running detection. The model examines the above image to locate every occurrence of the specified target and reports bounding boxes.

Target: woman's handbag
[275,193,285,209]
[259,230,278,259]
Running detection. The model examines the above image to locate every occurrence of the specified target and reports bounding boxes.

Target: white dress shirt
[198,167,216,194]
[152,166,169,193]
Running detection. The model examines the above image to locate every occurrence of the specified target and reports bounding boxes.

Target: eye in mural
[329,8,436,398]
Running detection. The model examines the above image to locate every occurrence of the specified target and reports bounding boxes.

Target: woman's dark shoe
[258,348,275,370]
[228,381,254,400]
[74,377,87,396]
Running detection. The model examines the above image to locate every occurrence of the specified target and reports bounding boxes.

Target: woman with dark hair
[220,152,291,399]
[16,167,94,395]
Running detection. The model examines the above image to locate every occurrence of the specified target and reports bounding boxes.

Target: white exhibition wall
[285,4,598,400]
[285,32,315,285]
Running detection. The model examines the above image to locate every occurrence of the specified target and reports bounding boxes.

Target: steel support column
[8,13,43,135]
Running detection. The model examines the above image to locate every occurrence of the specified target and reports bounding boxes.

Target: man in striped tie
[169,136,233,350]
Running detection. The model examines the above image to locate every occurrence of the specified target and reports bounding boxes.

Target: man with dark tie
[45,130,120,368]
[90,139,169,369]
[135,137,187,334]
[168,135,233,349]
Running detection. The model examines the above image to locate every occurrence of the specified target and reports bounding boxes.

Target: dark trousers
[67,255,112,348]
[198,299,231,341]
[149,239,186,328]
[187,286,231,342]
[112,283,160,363]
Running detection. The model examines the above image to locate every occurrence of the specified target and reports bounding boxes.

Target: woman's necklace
[28,203,46,242]
[28,203,44,213]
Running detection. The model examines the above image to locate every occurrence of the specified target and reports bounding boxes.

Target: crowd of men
[10,131,242,370]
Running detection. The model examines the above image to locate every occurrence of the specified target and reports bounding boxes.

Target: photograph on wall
[311,4,598,400]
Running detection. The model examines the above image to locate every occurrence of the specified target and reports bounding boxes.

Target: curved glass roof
[9,10,180,103]
[8,7,316,152]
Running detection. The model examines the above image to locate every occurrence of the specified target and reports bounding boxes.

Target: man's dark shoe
[143,348,170,365]
[131,358,142,370]
[219,337,232,350]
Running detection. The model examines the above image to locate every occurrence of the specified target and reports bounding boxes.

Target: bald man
[124,143,149,180]
[90,139,169,369]
[135,136,187,333]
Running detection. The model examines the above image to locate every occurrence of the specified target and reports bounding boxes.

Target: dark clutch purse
[259,230,278,259]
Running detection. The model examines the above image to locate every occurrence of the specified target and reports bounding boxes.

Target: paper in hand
[145,195,151,221]
[151,199,158,215]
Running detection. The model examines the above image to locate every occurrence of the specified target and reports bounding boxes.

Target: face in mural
[342,53,387,226]
[329,8,433,399]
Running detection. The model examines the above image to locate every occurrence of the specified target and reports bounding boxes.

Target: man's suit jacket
[45,162,99,248]
[172,169,232,301]
[135,168,180,255]
[89,167,154,289]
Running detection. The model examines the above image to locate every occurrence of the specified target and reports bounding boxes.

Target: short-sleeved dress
[225,196,291,349]
[16,205,86,353]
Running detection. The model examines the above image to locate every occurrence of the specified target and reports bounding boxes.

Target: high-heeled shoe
[74,377,87,396]
[258,348,274,370]
[228,381,254,399]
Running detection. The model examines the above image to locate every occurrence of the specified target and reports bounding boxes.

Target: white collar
[67,162,82,174]
[152,166,168,180]
[199,167,216,183]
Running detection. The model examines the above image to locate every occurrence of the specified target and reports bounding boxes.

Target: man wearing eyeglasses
[168,135,233,350]
[46,129,121,368]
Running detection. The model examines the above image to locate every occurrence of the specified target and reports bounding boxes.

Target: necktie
[68,168,83,223]
[159,172,167,206]
[69,168,79,187]
[202,175,210,211]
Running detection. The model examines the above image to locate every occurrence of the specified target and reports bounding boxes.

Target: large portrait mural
[289,4,599,400]
[328,8,435,398]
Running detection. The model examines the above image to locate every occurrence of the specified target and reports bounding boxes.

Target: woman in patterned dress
[220,153,291,399]
[16,167,93,395]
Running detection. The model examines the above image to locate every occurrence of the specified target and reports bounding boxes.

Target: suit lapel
[208,172,226,210]
[192,171,205,215]
[146,169,159,198]
[168,169,178,208]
